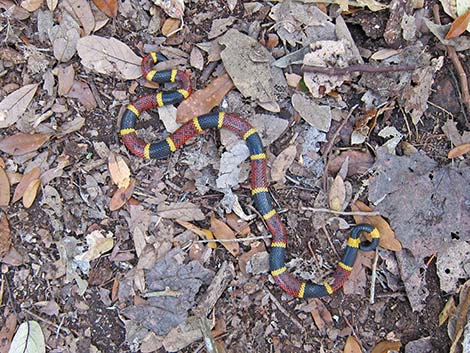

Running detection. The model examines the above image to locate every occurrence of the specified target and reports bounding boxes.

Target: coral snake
[120,52,381,298]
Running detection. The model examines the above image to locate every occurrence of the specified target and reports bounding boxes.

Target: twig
[195,235,271,244]
[302,64,416,75]
[369,249,379,305]
[199,316,218,353]
[433,4,470,114]
[307,240,321,268]
[22,309,77,336]
[300,207,381,216]
[322,225,340,259]
[266,289,304,331]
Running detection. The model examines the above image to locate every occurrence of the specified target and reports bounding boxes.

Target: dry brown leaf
[0,313,17,353]
[0,133,51,156]
[0,167,10,208]
[154,0,185,18]
[352,200,402,251]
[445,9,470,39]
[190,46,204,71]
[439,296,456,326]
[271,145,296,183]
[0,212,11,257]
[162,18,181,37]
[210,216,239,256]
[329,175,346,211]
[225,213,250,236]
[448,143,470,158]
[22,178,40,208]
[57,65,75,96]
[66,80,97,110]
[449,280,470,353]
[176,73,234,123]
[309,298,333,333]
[0,83,38,128]
[91,0,118,18]
[370,340,402,353]
[12,167,41,203]
[20,0,43,11]
[0,157,4,168]
[344,336,362,353]
[176,220,216,249]
[46,0,58,11]
[63,0,95,36]
[327,150,374,177]
[108,152,131,189]
[109,179,135,211]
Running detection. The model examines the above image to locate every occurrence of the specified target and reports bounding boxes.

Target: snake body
[120,53,380,298]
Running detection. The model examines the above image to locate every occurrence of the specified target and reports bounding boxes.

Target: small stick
[195,234,272,244]
[307,240,321,268]
[266,289,304,331]
[300,207,380,216]
[322,225,340,259]
[369,249,380,305]
[302,64,416,75]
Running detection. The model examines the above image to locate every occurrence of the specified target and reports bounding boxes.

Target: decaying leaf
[77,35,141,80]
[57,65,75,96]
[66,80,97,110]
[92,0,118,18]
[162,18,181,36]
[63,0,95,36]
[439,296,456,326]
[189,46,204,71]
[22,178,40,208]
[445,9,470,39]
[176,220,216,249]
[304,298,333,334]
[154,0,185,18]
[344,335,362,353]
[352,200,402,251]
[0,212,11,257]
[109,179,135,211]
[370,340,402,353]
[157,201,205,221]
[20,0,43,12]
[271,145,296,183]
[74,229,114,262]
[0,83,38,128]
[46,0,58,11]
[210,216,239,256]
[329,175,346,211]
[176,73,234,123]
[0,133,51,156]
[49,12,80,62]
[9,321,46,353]
[0,313,17,353]
[448,143,470,158]
[12,167,41,203]
[108,152,131,189]
[0,167,10,208]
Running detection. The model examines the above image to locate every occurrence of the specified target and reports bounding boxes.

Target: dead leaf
[66,80,97,110]
[91,0,118,18]
[63,0,95,36]
[370,340,402,353]
[329,175,346,211]
[108,152,131,189]
[271,145,296,183]
[344,335,362,353]
[0,167,10,208]
[448,143,470,158]
[74,229,114,262]
[12,167,41,203]
[157,201,205,222]
[22,178,40,208]
[0,212,11,257]
[176,220,216,249]
[154,0,185,18]
[0,83,38,128]
[176,73,234,123]
[439,296,456,326]
[309,298,333,333]
[190,46,204,71]
[445,9,470,39]
[225,213,250,236]
[46,0,58,11]
[57,65,75,96]
[109,179,135,211]
[352,200,402,251]
[77,35,142,80]
[162,18,181,37]
[328,150,374,176]
[0,313,17,353]
[20,0,43,11]
[0,133,51,156]
[210,216,239,256]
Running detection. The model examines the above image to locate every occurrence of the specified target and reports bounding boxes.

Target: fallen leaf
[0,133,51,156]
[63,0,95,36]
[352,200,402,251]
[154,0,185,18]
[0,167,10,207]
[210,216,239,256]
[0,212,11,257]
[109,179,135,211]
[0,313,17,353]
[225,213,250,236]
[445,9,470,39]
[77,35,142,80]
[176,220,216,249]
[162,18,181,36]
[46,0,57,11]
[448,143,470,158]
[190,46,204,70]
[327,150,374,176]
[12,167,41,203]
[157,201,205,221]
[329,175,346,211]
[49,12,80,62]
[344,335,362,353]
[439,296,456,326]
[309,298,333,333]
[74,229,114,262]
[8,321,45,353]
[271,145,296,183]
[22,178,40,208]
[57,65,75,96]
[0,83,38,128]
[108,152,131,189]
[370,340,402,353]
[20,0,43,11]
[66,80,97,110]
[292,93,331,132]
[91,0,118,18]
[176,73,234,123]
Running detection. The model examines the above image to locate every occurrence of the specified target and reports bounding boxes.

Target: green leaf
[8,321,45,353]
